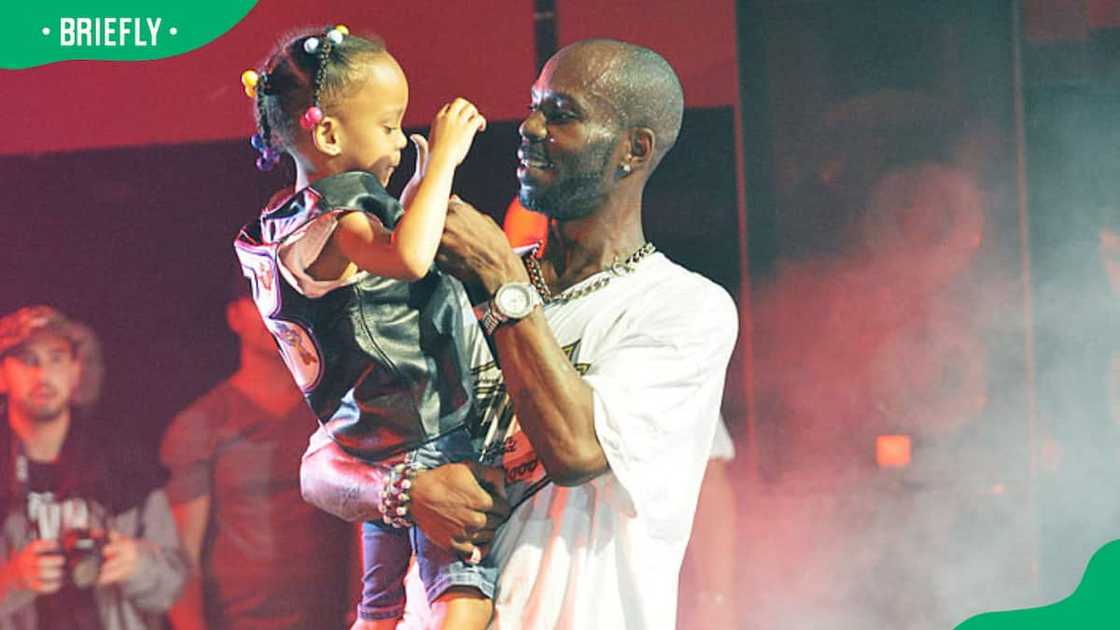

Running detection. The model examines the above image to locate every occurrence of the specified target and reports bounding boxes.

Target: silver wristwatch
[481,282,543,335]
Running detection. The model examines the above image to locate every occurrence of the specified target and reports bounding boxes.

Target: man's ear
[65,354,81,393]
[312,116,344,157]
[625,127,656,172]
[225,301,241,335]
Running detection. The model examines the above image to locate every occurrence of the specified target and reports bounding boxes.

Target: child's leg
[398,427,497,628]
[412,527,497,630]
[358,520,414,626]
[429,586,493,630]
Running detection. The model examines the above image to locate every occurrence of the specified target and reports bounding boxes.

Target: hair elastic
[298,24,349,131]
[242,68,280,171]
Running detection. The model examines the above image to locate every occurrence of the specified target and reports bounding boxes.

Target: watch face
[496,284,534,318]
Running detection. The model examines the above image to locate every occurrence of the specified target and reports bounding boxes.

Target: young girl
[233,25,494,629]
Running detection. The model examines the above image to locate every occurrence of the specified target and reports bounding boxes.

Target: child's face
[331,53,410,186]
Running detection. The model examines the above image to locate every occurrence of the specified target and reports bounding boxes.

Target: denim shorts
[358,426,499,621]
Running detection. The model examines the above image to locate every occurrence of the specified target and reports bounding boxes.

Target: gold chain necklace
[524,242,657,305]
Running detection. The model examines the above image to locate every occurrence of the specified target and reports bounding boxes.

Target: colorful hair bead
[303,37,321,54]
[241,69,259,100]
[334,24,349,36]
[300,106,324,130]
[255,146,280,172]
[250,133,265,151]
[327,28,344,45]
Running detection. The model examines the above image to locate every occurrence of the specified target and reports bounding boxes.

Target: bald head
[549,39,684,165]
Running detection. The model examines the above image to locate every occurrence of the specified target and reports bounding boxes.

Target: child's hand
[428,98,486,169]
[400,133,430,209]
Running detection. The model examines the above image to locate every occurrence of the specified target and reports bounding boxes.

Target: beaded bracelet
[380,462,421,528]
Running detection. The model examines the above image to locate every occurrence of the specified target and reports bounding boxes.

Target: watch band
[481,302,505,336]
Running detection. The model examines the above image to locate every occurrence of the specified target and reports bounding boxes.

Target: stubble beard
[17,396,69,424]
[520,139,615,221]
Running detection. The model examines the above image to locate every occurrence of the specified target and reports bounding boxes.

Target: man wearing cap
[161,278,353,629]
[0,306,188,630]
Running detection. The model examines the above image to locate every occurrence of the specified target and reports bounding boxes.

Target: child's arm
[399,133,429,211]
[318,98,486,282]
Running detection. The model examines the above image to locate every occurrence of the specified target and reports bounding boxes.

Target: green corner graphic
[2,1,257,69]
[956,540,1120,629]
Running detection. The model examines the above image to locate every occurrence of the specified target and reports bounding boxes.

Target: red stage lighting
[503,197,547,248]
[876,434,911,469]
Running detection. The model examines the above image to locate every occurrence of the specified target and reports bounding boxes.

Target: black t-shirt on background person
[25,458,102,630]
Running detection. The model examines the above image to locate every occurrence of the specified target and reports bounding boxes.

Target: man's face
[517,51,625,220]
[1,334,79,423]
[227,297,281,359]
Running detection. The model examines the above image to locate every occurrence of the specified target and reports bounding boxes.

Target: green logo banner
[956,540,1120,629]
[2,1,257,69]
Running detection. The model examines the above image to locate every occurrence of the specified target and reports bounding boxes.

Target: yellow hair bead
[244,84,257,99]
[335,24,349,35]
[241,69,259,89]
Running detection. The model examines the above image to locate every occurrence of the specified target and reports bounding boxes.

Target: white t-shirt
[710,416,736,462]
[401,252,737,629]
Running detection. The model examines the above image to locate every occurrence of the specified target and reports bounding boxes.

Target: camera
[60,528,107,588]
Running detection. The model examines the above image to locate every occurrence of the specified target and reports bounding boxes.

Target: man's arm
[299,425,385,523]
[159,403,214,623]
[436,202,605,485]
[117,490,190,613]
[439,201,740,510]
[488,310,606,486]
[167,495,209,629]
[300,426,510,558]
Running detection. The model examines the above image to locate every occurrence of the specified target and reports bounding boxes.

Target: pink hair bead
[300,106,324,130]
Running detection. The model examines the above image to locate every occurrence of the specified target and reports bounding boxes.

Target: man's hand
[6,539,64,594]
[97,531,142,586]
[410,462,510,560]
[437,197,529,292]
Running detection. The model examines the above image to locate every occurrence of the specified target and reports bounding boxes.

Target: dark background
[0,107,740,456]
[4,1,1120,627]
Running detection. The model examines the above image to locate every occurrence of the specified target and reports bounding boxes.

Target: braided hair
[251,26,387,167]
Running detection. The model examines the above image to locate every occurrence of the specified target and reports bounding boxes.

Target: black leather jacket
[234,171,475,461]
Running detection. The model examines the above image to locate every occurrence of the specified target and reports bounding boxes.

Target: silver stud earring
[619,163,632,176]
